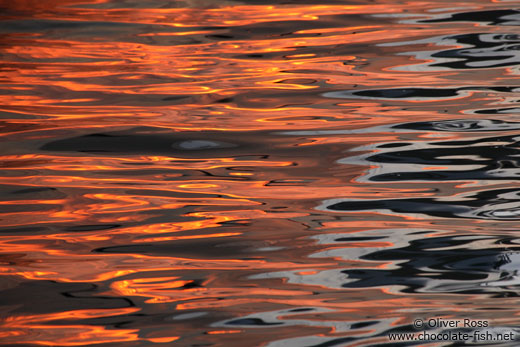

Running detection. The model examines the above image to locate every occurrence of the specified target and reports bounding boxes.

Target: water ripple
[2,0,520,346]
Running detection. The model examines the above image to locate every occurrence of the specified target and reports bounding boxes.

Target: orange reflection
[110,276,313,304]
[1,0,518,346]
[0,309,181,345]
[207,330,241,335]
[1,308,140,346]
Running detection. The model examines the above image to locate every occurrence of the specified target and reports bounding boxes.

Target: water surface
[1,0,520,346]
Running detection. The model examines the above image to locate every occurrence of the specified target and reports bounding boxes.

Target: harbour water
[1,0,520,346]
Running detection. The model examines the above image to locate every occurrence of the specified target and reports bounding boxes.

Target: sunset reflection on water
[2,0,520,346]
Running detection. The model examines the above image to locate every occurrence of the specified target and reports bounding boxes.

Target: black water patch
[0,226,48,234]
[421,10,520,26]
[326,86,519,100]
[0,280,133,314]
[354,88,458,99]
[475,107,520,114]
[288,307,314,312]
[378,142,412,148]
[335,236,385,242]
[392,119,520,132]
[0,203,60,213]
[10,187,57,194]
[369,168,508,182]
[368,141,518,165]
[162,95,189,101]
[40,128,256,157]
[324,188,520,220]
[367,145,520,166]
[366,132,520,182]
[180,280,205,289]
[339,235,519,294]
[65,224,121,232]
[351,321,379,329]
[1,185,65,201]
[327,198,471,219]
[206,34,234,39]
[429,33,520,69]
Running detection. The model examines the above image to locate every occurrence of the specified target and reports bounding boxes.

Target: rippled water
[2,0,520,346]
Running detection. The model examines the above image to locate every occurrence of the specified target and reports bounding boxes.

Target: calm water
[1,0,520,346]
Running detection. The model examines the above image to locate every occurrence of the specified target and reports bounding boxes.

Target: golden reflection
[1,311,180,345]
[206,330,241,335]
[1,308,141,346]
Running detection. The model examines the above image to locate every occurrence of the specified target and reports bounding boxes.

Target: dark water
[1,0,520,346]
